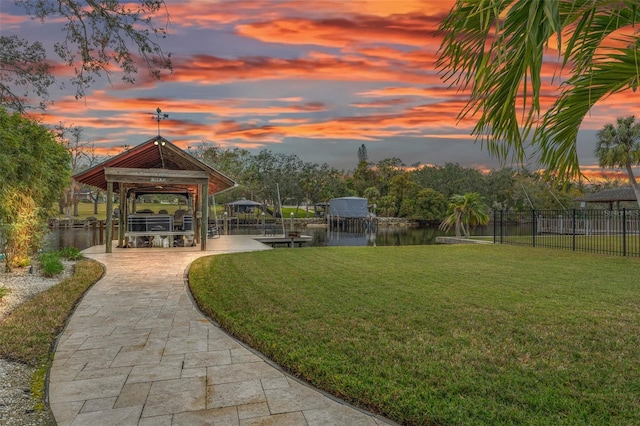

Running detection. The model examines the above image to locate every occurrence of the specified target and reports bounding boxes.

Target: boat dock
[254,232,312,248]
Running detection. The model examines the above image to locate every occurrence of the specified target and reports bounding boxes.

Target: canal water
[45,225,494,251]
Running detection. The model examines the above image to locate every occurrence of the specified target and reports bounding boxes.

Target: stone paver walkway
[49,236,393,425]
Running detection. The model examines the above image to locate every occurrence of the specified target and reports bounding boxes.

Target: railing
[493,209,640,257]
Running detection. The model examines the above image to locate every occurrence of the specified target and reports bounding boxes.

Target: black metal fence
[493,209,640,257]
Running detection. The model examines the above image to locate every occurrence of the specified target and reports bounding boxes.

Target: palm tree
[438,1,640,180]
[439,193,490,238]
[595,116,640,208]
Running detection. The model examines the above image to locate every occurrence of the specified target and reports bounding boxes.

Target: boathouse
[329,197,368,217]
[73,136,236,252]
[328,197,374,232]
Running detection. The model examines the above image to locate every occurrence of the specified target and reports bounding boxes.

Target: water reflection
[44,228,101,252]
[46,225,491,251]
[308,226,448,247]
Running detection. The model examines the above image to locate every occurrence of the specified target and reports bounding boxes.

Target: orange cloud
[236,15,440,49]
[580,165,632,183]
[164,1,270,27]
[156,53,436,87]
[336,0,452,16]
[207,99,479,147]
[350,98,416,108]
[358,86,459,98]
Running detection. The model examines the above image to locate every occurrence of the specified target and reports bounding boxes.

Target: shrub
[58,246,83,260]
[0,190,43,272]
[39,252,63,277]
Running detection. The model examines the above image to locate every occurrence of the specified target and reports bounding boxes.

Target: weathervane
[151,107,169,136]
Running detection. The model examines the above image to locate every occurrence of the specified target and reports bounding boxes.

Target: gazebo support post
[201,183,208,251]
[122,187,129,247]
[118,187,125,248]
[193,189,200,245]
[106,181,113,253]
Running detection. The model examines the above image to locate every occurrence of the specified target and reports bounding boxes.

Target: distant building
[77,188,104,203]
[329,197,369,218]
[225,199,264,214]
[576,188,637,210]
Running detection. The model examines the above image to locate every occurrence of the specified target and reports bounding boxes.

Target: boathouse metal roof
[576,188,636,203]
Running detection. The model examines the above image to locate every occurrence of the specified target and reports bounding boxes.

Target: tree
[298,163,317,217]
[411,163,486,199]
[363,187,380,207]
[375,157,404,196]
[0,36,53,111]
[389,173,420,217]
[357,144,368,163]
[485,168,517,210]
[2,0,172,112]
[399,188,448,221]
[0,107,71,270]
[439,193,490,238]
[508,172,574,210]
[595,116,640,208]
[80,142,106,214]
[296,163,341,217]
[352,160,376,197]
[377,195,396,217]
[54,123,94,216]
[438,1,640,180]
[196,143,254,202]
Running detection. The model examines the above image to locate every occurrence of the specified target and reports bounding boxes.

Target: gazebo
[225,199,264,214]
[73,136,236,252]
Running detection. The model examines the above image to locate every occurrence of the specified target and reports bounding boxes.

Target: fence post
[493,210,496,244]
[500,210,504,244]
[572,209,576,252]
[531,210,536,248]
[623,208,627,256]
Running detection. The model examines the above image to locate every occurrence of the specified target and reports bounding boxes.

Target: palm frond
[536,43,640,179]
[438,0,640,181]
[438,0,563,165]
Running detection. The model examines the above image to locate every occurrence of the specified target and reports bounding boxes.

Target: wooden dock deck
[254,234,312,247]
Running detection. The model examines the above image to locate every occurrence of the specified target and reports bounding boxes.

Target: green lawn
[189,245,640,425]
[499,235,640,256]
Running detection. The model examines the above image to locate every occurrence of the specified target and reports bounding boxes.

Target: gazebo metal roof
[73,136,235,195]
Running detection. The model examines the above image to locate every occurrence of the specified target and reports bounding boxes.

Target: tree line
[187,142,630,221]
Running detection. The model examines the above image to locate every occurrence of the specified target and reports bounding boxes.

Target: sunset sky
[4,0,640,178]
